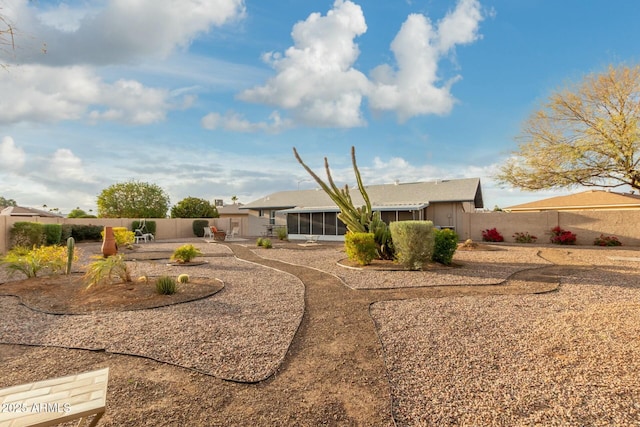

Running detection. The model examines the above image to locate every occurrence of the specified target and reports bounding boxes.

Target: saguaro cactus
[65,237,75,275]
[293,146,393,258]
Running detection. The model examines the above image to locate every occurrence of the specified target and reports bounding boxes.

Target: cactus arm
[351,146,373,214]
[65,237,75,275]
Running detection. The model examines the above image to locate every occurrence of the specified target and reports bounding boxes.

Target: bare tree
[497,64,640,191]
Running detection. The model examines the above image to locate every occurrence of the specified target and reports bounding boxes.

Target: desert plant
[389,221,435,270]
[513,231,537,243]
[171,244,202,263]
[9,222,45,248]
[192,220,209,237]
[43,224,63,245]
[432,228,458,265]
[593,234,622,246]
[65,237,75,274]
[277,227,288,240]
[256,237,264,246]
[482,228,504,242]
[344,232,377,266]
[294,146,393,259]
[84,254,132,289]
[156,275,177,295]
[550,226,577,245]
[1,245,68,278]
[177,274,190,283]
[261,238,273,249]
[102,227,135,246]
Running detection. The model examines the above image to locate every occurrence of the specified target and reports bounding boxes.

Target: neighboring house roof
[241,178,483,211]
[217,204,247,215]
[0,206,64,217]
[505,190,640,212]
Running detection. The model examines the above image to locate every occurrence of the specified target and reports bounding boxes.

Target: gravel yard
[2,240,640,425]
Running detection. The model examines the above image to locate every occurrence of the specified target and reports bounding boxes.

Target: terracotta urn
[101,226,118,257]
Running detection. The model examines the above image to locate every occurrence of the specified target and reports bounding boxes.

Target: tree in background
[0,196,17,207]
[97,181,170,218]
[67,207,96,218]
[171,197,219,218]
[498,64,640,192]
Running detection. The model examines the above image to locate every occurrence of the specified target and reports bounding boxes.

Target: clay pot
[101,226,118,257]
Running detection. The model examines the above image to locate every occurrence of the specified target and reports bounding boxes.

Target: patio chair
[203,227,214,239]
[227,226,239,240]
[134,219,154,243]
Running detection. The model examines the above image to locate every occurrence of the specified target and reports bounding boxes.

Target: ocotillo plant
[293,146,393,259]
[65,237,75,274]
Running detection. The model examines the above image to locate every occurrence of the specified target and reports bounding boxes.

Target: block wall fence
[1,210,640,254]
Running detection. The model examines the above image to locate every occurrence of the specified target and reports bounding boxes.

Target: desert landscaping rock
[1,240,640,425]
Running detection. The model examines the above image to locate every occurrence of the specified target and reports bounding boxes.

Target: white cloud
[0,136,26,172]
[0,65,173,125]
[369,0,484,122]
[239,0,370,128]
[201,110,292,133]
[49,148,97,183]
[3,0,246,66]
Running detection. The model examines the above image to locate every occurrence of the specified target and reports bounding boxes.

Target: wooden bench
[0,367,109,427]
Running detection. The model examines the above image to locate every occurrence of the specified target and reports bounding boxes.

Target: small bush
[277,227,288,240]
[256,237,264,246]
[344,232,377,266]
[67,224,103,242]
[156,275,177,295]
[432,228,458,265]
[513,231,537,243]
[550,226,577,245]
[9,222,45,248]
[102,227,135,246]
[261,238,273,249]
[192,220,209,237]
[84,254,131,289]
[1,245,68,278]
[593,234,622,246]
[177,274,190,283]
[171,244,202,263]
[481,228,504,242]
[43,224,63,245]
[389,221,435,270]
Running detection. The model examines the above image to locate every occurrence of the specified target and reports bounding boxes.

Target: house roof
[242,178,483,211]
[217,203,248,215]
[505,190,640,212]
[0,206,64,217]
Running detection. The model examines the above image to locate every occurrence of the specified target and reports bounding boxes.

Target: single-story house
[504,190,640,212]
[0,206,64,217]
[241,178,484,240]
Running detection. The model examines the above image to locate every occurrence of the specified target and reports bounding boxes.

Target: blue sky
[1,0,639,214]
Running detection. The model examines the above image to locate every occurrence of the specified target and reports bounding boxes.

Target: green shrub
[192,220,209,237]
[9,222,45,248]
[131,220,156,235]
[344,232,377,266]
[389,221,435,270]
[43,224,62,245]
[84,254,131,289]
[513,231,537,243]
[256,237,264,246]
[261,238,273,249]
[177,274,190,284]
[156,275,177,295]
[432,228,458,265]
[171,244,202,263]
[1,245,69,278]
[67,224,103,241]
[277,227,288,240]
